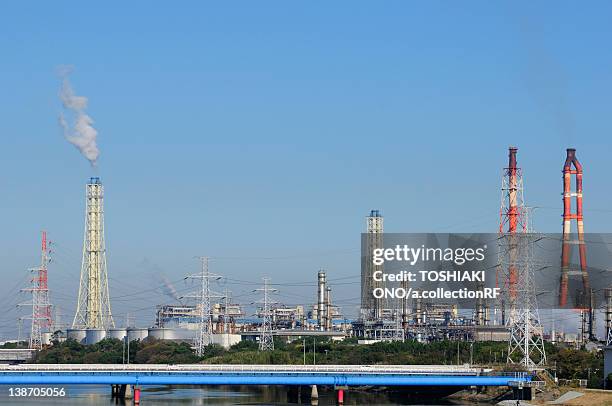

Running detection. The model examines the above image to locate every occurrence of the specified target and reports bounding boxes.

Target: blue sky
[1,2,611,336]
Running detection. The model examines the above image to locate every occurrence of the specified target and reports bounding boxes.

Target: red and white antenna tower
[21,231,53,349]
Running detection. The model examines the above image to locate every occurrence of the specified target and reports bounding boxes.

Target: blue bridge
[0,364,531,387]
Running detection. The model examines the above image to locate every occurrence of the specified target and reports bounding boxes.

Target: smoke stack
[362,210,385,320]
[560,148,591,339]
[72,177,114,329]
[317,270,327,331]
[507,147,519,233]
[325,286,332,331]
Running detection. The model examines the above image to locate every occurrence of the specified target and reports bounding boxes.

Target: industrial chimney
[560,148,592,342]
[72,177,114,330]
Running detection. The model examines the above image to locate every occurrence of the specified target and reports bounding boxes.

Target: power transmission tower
[497,147,545,368]
[497,147,528,326]
[184,257,223,356]
[505,233,546,368]
[20,231,53,349]
[255,277,277,351]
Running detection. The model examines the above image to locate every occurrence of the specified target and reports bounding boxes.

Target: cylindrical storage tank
[127,327,149,342]
[67,328,87,343]
[41,332,53,346]
[107,328,127,341]
[85,328,106,345]
[148,327,180,341]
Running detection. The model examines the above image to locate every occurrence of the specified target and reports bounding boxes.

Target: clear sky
[1,2,611,338]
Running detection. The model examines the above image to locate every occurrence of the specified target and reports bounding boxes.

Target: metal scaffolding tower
[20,231,53,349]
[185,256,223,356]
[498,147,546,368]
[72,177,114,329]
[255,277,277,351]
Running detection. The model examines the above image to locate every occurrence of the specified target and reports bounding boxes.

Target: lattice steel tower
[498,147,527,326]
[72,177,114,329]
[185,256,223,356]
[256,277,277,351]
[498,147,546,368]
[21,231,53,349]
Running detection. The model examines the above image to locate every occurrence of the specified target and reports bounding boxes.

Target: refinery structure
[15,147,612,372]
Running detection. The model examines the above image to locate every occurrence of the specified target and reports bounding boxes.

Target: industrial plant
[12,146,612,380]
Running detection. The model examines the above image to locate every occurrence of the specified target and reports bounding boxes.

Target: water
[0,385,481,405]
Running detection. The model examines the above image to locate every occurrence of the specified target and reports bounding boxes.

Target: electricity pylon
[255,277,277,351]
[20,231,53,349]
[184,256,223,356]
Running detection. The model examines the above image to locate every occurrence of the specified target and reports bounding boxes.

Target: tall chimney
[560,148,592,341]
[317,270,327,331]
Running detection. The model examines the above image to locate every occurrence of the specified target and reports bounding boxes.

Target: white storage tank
[148,327,180,340]
[66,328,87,343]
[107,328,127,341]
[211,333,242,349]
[127,327,149,342]
[85,329,106,345]
[41,332,53,346]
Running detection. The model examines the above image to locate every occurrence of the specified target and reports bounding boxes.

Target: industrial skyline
[3,145,606,355]
[3,146,611,343]
[2,3,612,343]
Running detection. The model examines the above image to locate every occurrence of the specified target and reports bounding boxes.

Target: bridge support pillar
[134,386,141,404]
[311,384,319,400]
[337,388,344,404]
[119,384,133,400]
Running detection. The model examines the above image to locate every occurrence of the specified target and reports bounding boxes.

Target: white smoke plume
[57,66,100,165]
[160,275,181,302]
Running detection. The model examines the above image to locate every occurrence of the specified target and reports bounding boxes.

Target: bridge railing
[0,364,529,377]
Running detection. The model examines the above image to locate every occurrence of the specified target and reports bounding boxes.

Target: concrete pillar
[311,384,319,399]
[124,384,133,400]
